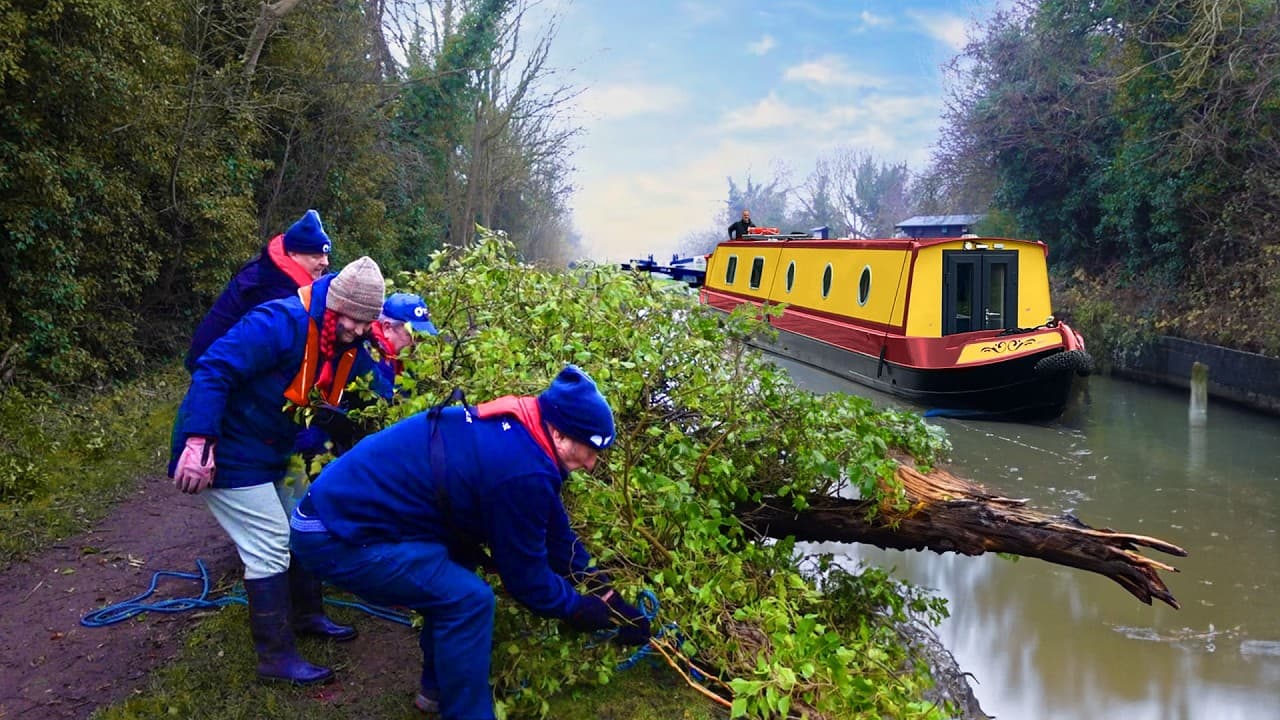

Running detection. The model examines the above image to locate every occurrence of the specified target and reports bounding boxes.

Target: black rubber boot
[289,556,357,641]
[413,689,442,717]
[244,573,334,685]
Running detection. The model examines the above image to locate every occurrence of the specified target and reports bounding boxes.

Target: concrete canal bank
[1114,336,1280,415]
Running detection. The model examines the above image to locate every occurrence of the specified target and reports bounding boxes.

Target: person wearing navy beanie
[185,209,335,371]
[290,364,650,718]
[283,209,333,257]
[537,365,615,451]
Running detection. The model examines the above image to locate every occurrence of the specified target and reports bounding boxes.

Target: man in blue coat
[290,365,651,718]
[369,292,438,400]
[185,209,333,371]
[170,256,386,685]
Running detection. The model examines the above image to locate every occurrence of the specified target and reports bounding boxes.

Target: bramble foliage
[346,232,952,719]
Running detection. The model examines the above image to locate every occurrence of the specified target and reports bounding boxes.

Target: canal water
[775,358,1280,720]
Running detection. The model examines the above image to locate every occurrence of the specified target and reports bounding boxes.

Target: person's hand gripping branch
[566,584,652,646]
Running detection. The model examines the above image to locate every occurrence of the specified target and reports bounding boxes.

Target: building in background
[894,214,985,238]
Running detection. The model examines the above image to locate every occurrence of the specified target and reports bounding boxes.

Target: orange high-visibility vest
[283,285,358,407]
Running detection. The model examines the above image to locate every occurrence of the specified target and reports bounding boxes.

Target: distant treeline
[0,0,581,389]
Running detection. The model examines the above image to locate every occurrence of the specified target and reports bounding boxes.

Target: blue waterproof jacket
[306,404,594,620]
[171,274,374,489]
[369,355,394,401]
[185,236,312,371]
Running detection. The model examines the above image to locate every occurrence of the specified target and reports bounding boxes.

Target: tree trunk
[738,463,1187,609]
[242,0,304,81]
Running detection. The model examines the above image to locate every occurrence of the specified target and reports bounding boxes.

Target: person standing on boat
[728,209,756,239]
[289,364,652,718]
[185,209,334,371]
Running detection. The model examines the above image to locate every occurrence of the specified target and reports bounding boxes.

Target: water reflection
[780,360,1280,719]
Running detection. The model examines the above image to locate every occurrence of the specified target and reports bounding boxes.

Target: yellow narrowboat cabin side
[699,232,1092,420]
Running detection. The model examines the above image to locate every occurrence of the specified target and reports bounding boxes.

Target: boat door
[942,251,1018,334]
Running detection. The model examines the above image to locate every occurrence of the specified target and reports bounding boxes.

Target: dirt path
[0,476,238,718]
[0,475,424,720]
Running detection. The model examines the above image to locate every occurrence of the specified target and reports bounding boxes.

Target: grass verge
[92,599,727,720]
[0,364,186,568]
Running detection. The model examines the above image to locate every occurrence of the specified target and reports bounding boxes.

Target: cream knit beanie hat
[328,256,385,322]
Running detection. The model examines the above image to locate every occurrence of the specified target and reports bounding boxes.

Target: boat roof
[719,235,1042,250]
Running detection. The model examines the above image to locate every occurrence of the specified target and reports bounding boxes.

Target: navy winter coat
[185,235,314,371]
[171,273,374,489]
[305,400,594,620]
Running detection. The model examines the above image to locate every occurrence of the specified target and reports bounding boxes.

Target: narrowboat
[696,230,1093,421]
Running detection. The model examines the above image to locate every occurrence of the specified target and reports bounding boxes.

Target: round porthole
[822,263,833,298]
[858,265,872,305]
[785,261,796,293]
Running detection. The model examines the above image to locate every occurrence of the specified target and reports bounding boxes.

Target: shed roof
[895,214,985,229]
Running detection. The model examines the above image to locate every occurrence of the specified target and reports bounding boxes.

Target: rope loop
[79,559,414,628]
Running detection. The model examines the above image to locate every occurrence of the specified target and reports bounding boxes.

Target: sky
[536,0,996,262]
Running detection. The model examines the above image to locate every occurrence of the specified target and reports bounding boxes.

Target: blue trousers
[290,527,497,720]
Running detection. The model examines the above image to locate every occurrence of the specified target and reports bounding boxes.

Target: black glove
[295,427,329,457]
[602,590,651,646]
[579,569,613,595]
[566,594,613,632]
[310,405,359,456]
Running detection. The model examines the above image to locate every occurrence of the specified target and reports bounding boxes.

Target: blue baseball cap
[382,293,438,335]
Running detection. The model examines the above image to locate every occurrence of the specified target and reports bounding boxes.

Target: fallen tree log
[738,463,1187,609]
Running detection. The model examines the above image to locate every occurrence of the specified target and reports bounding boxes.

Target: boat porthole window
[725,255,738,284]
[857,265,872,306]
[822,263,833,298]
[749,257,765,289]
[785,261,796,293]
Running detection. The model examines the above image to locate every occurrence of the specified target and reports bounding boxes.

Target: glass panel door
[943,251,1018,335]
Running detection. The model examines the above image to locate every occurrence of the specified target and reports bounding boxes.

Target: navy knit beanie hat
[284,209,332,255]
[537,365,615,450]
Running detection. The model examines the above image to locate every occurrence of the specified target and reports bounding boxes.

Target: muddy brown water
[777,358,1280,720]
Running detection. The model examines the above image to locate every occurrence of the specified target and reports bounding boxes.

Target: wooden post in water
[1189,361,1209,427]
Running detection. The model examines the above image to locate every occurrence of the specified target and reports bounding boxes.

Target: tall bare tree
[242,0,304,80]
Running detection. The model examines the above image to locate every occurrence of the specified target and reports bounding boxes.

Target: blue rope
[79,559,415,628]
[323,597,414,626]
[79,560,244,627]
[613,589,704,681]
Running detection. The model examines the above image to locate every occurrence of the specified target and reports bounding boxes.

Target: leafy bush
[344,231,953,719]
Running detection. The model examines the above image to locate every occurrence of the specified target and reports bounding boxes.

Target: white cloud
[782,54,887,88]
[577,88,944,261]
[748,34,776,55]
[907,10,969,51]
[857,10,891,29]
[718,93,795,131]
[577,83,689,123]
[575,136,807,261]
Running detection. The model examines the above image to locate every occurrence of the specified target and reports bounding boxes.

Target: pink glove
[173,436,216,494]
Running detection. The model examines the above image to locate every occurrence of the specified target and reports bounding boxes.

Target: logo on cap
[414,307,428,318]
[321,242,332,254]
[590,434,612,448]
